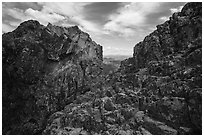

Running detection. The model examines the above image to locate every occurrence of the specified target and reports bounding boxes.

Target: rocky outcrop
[2,20,103,134]
[2,2,202,135]
[119,2,202,134]
[42,3,201,134]
[133,2,201,70]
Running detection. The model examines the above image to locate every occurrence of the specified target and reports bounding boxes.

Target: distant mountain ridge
[104,55,131,61]
[102,55,131,75]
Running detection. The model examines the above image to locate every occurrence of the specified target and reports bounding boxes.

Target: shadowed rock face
[42,2,201,135]
[119,2,202,134]
[2,2,202,135]
[133,2,201,69]
[2,20,103,134]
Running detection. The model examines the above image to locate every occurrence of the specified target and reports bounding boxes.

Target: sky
[2,2,186,56]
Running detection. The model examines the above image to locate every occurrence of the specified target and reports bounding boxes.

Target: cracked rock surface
[2,2,202,135]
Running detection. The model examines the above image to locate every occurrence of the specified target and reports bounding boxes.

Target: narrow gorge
[2,2,202,135]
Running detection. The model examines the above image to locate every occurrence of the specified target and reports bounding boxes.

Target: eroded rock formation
[119,2,202,134]
[2,2,202,135]
[2,20,103,134]
[42,2,201,135]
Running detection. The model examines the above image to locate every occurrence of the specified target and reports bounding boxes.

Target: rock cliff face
[133,2,201,70]
[2,20,103,134]
[2,2,202,135]
[119,2,202,134]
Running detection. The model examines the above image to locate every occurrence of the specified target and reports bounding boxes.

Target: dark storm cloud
[83,2,125,25]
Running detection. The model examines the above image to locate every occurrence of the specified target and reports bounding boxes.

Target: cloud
[3,5,66,26]
[37,2,104,34]
[160,16,169,21]
[25,8,65,25]
[38,2,89,17]
[104,2,161,38]
[2,2,187,56]
[83,2,124,25]
[71,16,102,33]
[3,2,43,11]
[2,7,30,31]
[3,7,28,21]
[2,2,103,35]
[103,46,132,56]
[2,23,16,33]
[159,5,184,22]
[170,6,183,13]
